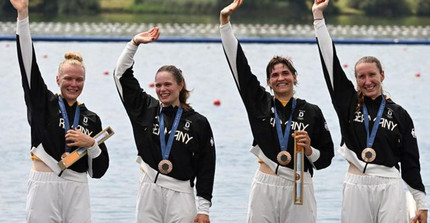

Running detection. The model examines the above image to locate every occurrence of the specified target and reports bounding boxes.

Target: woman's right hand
[131,27,160,46]
[220,0,243,25]
[312,0,329,20]
[10,0,28,19]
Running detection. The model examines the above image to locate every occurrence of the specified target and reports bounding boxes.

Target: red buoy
[149,82,155,88]
[42,54,48,59]
[415,72,421,77]
[103,70,109,75]
[343,64,348,68]
[213,99,221,106]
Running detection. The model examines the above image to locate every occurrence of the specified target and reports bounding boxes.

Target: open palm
[134,27,160,44]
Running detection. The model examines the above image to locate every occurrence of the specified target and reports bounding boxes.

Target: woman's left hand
[65,129,95,148]
[194,214,210,223]
[132,27,160,45]
[292,131,312,156]
[412,210,428,223]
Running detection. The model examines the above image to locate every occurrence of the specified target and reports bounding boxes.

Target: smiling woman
[113,26,216,223]
[219,1,334,222]
[56,53,86,105]
[313,0,428,222]
[10,0,110,221]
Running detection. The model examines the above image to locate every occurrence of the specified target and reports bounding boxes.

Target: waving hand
[220,0,243,25]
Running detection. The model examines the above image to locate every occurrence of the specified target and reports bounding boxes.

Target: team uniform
[314,19,427,222]
[16,17,109,222]
[221,22,334,223]
[114,43,216,222]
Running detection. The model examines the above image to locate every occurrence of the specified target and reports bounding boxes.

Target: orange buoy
[148,82,155,88]
[213,99,221,106]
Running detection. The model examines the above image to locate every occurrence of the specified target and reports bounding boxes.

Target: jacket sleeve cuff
[87,142,102,159]
[306,146,320,164]
[197,196,211,216]
[407,184,428,210]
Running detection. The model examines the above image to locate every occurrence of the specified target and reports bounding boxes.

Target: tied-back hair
[58,52,86,76]
[354,56,385,111]
[266,56,298,84]
[157,65,192,110]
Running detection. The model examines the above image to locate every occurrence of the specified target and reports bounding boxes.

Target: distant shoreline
[0,21,428,41]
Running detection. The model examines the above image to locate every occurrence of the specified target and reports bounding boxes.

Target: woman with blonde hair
[11,0,109,221]
[312,0,427,222]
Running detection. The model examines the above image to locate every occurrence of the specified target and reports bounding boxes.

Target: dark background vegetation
[1,0,430,24]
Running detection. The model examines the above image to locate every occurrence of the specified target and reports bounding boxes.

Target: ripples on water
[0,41,429,222]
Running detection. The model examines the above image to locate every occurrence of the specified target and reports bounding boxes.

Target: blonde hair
[58,52,86,76]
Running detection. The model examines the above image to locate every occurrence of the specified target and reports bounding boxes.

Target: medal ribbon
[363,96,386,149]
[159,105,183,160]
[58,96,80,152]
[274,98,296,151]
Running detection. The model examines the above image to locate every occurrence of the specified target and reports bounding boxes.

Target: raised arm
[312,0,334,89]
[312,0,356,123]
[11,0,32,88]
[114,27,160,100]
[113,27,161,122]
[114,27,160,84]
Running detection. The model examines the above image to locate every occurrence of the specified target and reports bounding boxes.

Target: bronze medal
[277,151,292,166]
[361,148,376,163]
[158,159,173,174]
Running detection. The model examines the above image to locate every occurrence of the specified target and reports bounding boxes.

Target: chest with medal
[157,105,183,174]
[58,96,80,159]
[360,96,386,172]
[273,98,296,166]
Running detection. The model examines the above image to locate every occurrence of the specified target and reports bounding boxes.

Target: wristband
[132,37,139,46]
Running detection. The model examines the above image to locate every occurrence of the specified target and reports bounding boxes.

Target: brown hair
[354,56,384,111]
[156,65,191,110]
[266,56,297,81]
[58,52,86,76]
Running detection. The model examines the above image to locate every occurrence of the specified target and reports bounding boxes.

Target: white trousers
[136,171,196,223]
[26,169,91,223]
[342,173,407,223]
[247,170,316,223]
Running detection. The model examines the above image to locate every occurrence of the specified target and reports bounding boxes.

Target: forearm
[220,22,239,86]
[16,17,32,87]
[314,19,334,89]
[115,42,138,80]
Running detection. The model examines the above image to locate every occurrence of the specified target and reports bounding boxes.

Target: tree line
[2,0,430,18]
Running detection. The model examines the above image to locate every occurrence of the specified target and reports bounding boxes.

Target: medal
[362,97,385,164]
[58,96,80,154]
[158,105,183,174]
[277,151,292,165]
[273,98,296,166]
[158,159,173,174]
[361,147,376,162]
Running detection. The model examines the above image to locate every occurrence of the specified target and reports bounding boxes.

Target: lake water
[0,40,429,222]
